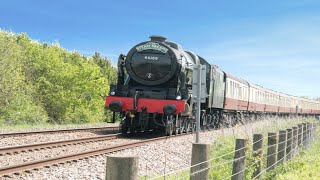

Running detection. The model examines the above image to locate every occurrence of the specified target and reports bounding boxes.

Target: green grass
[263,130,320,180]
[183,118,316,179]
[140,117,317,179]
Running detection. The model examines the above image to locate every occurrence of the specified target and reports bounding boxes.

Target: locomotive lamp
[109,84,117,96]
[176,91,182,100]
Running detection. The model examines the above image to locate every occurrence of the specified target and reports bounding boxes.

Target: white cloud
[197,15,320,98]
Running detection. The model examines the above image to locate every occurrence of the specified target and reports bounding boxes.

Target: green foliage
[314,97,320,101]
[264,131,320,180]
[0,30,116,125]
[208,137,235,179]
[0,31,48,125]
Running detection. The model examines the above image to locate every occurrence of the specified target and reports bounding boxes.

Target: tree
[0,31,47,125]
[314,97,320,102]
[0,30,117,125]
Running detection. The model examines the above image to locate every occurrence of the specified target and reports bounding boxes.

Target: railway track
[0,126,120,137]
[0,135,172,177]
[0,133,121,155]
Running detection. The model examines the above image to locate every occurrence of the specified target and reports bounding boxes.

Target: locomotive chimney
[149,35,166,42]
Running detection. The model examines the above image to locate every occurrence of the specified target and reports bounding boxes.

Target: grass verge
[263,129,320,180]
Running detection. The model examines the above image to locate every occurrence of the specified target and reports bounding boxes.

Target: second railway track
[0,126,120,138]
[0,135,173,177]
[0,133,121,155]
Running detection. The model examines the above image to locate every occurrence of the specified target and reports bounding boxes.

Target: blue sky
[1,0,319,97]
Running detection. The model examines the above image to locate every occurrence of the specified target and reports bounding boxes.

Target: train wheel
[165,122,173,136]
[191,121,195,134]
[129,127,136,134]
[206,114,212,130]
[179,118,185,134]
[186,120,191,134]
[172,124,177,135]
[121,124,128,134]
[169,123,173,136]
[181,119,185,133]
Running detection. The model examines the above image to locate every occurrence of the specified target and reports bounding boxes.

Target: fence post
[190,143,210,180]
[277,130,287,165]
[298,124,303,147]
[314,123,318,140]
[286,129,293,161]
[307,123,312,147]
[267,133,277,172]
[232,139,247,180]
[106,156,138,180]
[252,134,263,179]
[292,127,298,157]
[312,123,317,141]
[302,123,307,147]
[308,123,312,143]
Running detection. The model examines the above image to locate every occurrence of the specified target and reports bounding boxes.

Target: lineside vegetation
[0,30,117,126]
[208,117,318,179]
[265,128,320,179]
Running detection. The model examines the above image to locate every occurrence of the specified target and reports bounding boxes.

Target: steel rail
[0,126,120,137]
[0,136,169,176]
[0,134,121,155]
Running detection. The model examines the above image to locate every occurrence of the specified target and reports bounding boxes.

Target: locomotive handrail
[185,50,200,65]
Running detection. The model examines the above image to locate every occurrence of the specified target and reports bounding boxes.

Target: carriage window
[231,81,233,97]
[230,81,232,97]
[233,82,236,98]
[266,94,268,104]
[234,82,236,98]
[230,81,233,97]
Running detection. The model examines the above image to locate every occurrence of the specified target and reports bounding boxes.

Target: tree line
[0,30,117,125]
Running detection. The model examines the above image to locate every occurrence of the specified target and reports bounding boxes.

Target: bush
[0,30,117,125]
[264,131,320,179]
[0,95,48,125]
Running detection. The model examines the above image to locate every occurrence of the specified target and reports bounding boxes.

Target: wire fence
[142,122,318,180]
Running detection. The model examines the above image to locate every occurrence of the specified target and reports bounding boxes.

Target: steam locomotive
[105,36,320,135]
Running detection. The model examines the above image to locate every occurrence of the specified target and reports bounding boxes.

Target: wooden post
[310,123,314,144]
[307,123,311,147]
[277,130,287,165]
[302,123,307,147]
[292,127,298,157]
[106,156,138,180]
[308,123,312,147]
[190,143,210,180]
[252,134,263,179]
[312,123,316,141]
[298,124,303,147]
[286,129,293,161]
[267,133,277,172]
[314,123,318,140]
[232,139,247,180]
